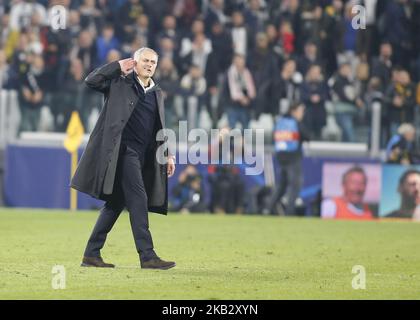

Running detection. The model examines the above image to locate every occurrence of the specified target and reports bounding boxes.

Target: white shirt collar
[134,71,155,92]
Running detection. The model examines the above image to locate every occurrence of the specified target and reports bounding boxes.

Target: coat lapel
[155,88,165,128]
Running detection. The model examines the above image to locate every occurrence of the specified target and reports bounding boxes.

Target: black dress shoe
[81,256,115,268]
[141,258,176,270]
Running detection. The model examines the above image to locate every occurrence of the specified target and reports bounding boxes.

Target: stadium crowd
[0,0,420,145]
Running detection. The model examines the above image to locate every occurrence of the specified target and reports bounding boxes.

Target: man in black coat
[71,47,176,270]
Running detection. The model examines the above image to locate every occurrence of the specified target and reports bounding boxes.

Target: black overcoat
[70,61,169,214]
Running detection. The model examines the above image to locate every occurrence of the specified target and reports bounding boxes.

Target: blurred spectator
[301,64,328,139]
[357,0,379,59]
[172,0,200,32]
[207,128,246,214]
[223,54,256,130]
[10,32,30,78]
[382,0,412,68]
[170,164,206,213]
[299,5,324,50]
[322,166,374,220]
[67,10,82,39]
[58,58,85,132]
[230,10,248,57]
[179,19,210,65]
[179,32,212,76]
[267,102,309,216]
[363,76,386,145]
[243,0,268,39]
[370,42,393,93]
[205,20,233,126]
[386,123,418,165]
[273,0,302,52]
[247,32,279,117]
[385,169,420,219]
[27,29,43,56]
[336,2,359,73]
[69,30,101,132]
[17,54,46,133]
[278,20,295,59]
[69,30,97,73]
[264,23,278,50]
[331,62,364,142]
[179,64,206,130]
[41,24,72,131]
[384,68,416,137]
[132,14,150,48]
[157,36,177,61]
[204,0,228,34]
[0,49,18,89]
[116,0,146,43]
[207,20,232,75]
[1,13,20,60]
[121,34,143,59]
[95,24,120,66]
[156,15,180,50]
[268,59,302,115]
[319,0,343,77]
[79,0,103,36]
[297,41,321,77]
[154,57,180,130]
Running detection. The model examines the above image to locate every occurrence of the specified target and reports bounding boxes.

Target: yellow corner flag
[64,111,85,211]
[64,111,85,153]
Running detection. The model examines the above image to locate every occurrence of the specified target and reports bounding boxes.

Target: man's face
[79,31,92,47]
[164,16,176,29]
[190,66,201,78]
[256,34,268,49]
[233,55,245,70]
[343,172,367,205]
[283,60,296,76]
[305,43,317,58]
[308,65,321,81]
[160,37,174,51]
[135,50,158,79]
[400,173,420,205]
[400,71,410,85]
[340,64,351,78]
[333,0,343,11]
[403,130,415,142]
[103,27,114,40]
[381,44,392,59]
[232,12,244,26]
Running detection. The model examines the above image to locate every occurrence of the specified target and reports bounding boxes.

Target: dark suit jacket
[70,61,169,214]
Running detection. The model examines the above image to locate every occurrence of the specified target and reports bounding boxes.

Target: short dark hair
[289,101,304,113]
[398,169,420,186]
[342,166,367,184]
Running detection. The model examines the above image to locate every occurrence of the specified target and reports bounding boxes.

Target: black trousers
[84,145,158,262]
[269,157,303,216]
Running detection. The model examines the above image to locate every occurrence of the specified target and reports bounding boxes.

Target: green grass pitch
[0,208,419,299]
